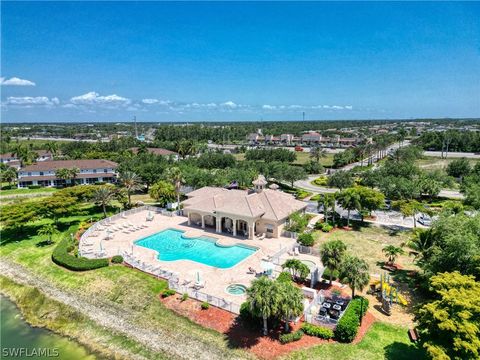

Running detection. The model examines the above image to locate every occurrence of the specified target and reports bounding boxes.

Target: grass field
[286,322,426,360]
[233,152,334,167]
[314,225,415,274]
[415,157,479,170]
[0,187,58,196]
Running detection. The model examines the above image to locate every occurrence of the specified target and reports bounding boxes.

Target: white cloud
[142,98,159,104]
[6,96,58,106]
[1,77,36,86]
[345,105,353,110]
[262,104,277,110]
[331,105,344,110]
[221,101,237,109]
[70,91,131,106]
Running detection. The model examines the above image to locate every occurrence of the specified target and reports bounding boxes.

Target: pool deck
[81,210,321,305]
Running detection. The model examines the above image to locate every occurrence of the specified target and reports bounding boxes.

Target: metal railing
[168,280,241,314]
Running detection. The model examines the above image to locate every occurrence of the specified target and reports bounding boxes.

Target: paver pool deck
[81,210,321,305]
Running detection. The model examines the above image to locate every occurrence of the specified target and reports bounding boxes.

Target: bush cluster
[201,302,210,310]
[161,289,176,298]
[276,271,293,283]
[312,176,328,186]
[181,293,188,301]
[279,330,303,344]
[314,221,333,232]
[301,323,334,339]
[111,255,123,264]
[334,297,369,343]
[52,237,109,271]
[297,232,315,246]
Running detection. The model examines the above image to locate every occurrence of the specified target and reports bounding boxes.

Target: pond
[1,295,99,360]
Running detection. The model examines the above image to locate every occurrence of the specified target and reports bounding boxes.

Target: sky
[1,1,479,123]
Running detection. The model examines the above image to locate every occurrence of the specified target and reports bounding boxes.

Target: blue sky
[1,1,479,122]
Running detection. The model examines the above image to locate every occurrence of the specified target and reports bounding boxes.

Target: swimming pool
[135,228,257,269]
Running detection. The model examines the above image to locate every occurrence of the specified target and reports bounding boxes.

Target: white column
[187,212,191,226]
[233,220,237,237]
[201,215,205,229]
[216,216,221,233]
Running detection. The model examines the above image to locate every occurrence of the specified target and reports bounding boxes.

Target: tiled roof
[183,187,306,221]
[21,159,118,172]
[18,173,116,182]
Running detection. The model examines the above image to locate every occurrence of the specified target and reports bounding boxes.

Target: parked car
[295,146,304,152]
[417,214,432,226]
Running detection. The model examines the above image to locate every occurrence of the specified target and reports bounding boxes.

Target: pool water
[135,229,257,269]
[226,284,247,295]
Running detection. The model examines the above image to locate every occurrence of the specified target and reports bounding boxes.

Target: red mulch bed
[160,291,374,360]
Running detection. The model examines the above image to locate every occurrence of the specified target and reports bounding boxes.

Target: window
[40,172,44,176]
[266,224,274,233]
[104,169,108,173]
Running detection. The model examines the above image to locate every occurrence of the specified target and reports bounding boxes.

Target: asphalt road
[423,151,480,159]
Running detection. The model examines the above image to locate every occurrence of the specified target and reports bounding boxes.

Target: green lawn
[415,157,479,170]
[285,322,426,360]
[314,225,414,275]
[0,187,58,196]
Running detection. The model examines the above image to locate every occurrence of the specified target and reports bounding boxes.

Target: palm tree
[119,171,143,208]
[12,144,38,167]
[55,168,71,186]
[1,166,17,187]
[246,277,281,335]
[277,282,304,333]
[336,188,361,227]
[45,142,59,157]
[93,186,115,218]
[149,180,176,207]
[37,223,59,244]
[310,146,327,164]
[165,167,184,212]
[339,255,370,298]
[382,245,404,265]
[317,193,335,223]
[403,229,435,266]
[68,167,80,186]
[320,240,347,285]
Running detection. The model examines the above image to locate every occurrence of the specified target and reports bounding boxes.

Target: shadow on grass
[35,239,55,247]
[384,341,427,360]
[224,316,262,349]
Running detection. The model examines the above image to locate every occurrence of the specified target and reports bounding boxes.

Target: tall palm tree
[317,193,336,223]
[119,171,143,208]
[320,240,347,284]
[68,167,80,186]
[337,188,361,227]
[277,282,304,333]
[55,168,71,186]
[310,146,327,164]
[93,186,115,218]
[246,277,280,335]
[382,245,404,265]
[165,167,184,212]
[45,142,59,157]
[149,180,176,207]
[339,255,370,298]
[403,229,435,266]
[12,144,38,167]
[37,223,60,244]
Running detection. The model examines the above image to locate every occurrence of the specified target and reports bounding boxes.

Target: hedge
[52,237,109,271]
[334,296,369,343]
[297,233,315,246]
[111,255,123,264]
[161,289,176,298]
[279,330,303,344]
[301,323,334,339]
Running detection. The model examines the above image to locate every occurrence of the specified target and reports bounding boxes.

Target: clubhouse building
[182,175,307,239]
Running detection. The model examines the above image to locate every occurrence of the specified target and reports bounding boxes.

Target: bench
[408,328,419,342]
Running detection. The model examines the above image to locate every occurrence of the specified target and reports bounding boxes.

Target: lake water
[1,295,98,360]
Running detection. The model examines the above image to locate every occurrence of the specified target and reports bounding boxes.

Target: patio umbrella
[195,270,202,284]
[260,260,275,272]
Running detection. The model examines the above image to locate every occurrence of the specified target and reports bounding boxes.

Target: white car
[418,214,432,226]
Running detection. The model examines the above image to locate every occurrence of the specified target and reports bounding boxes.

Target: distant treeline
[414,130,480,153]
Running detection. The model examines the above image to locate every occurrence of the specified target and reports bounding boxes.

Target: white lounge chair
[294,248,300,256]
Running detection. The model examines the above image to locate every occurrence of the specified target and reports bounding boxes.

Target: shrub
[181,293,188,302]
[201,302,210,310]
[301,323,334,339]
[276,271,293,283]
[279,330,303,344]
[313,176,328,186]
[161,289,176,298]
[297,233,315,247]
[52,237,109,271]
[314,222,333,232]
[295,190,312,200]
[111,255,123,264]
[334,296,369,343]
[28,185,42,189]
[322,268,339,281]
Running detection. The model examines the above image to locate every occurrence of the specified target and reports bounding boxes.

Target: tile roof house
[182,175,307,239]
[18,159,118,188]
[1,150,55,169]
